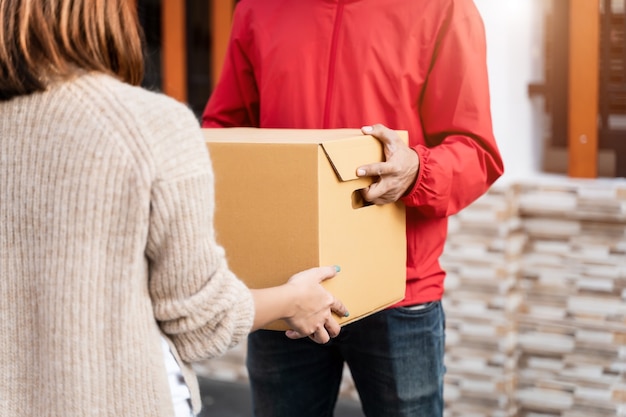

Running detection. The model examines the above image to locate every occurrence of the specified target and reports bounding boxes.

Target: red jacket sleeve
[201,5,259,128]
[401,0,504,217]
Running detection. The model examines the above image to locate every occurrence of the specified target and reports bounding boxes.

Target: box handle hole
[352,189,374,209]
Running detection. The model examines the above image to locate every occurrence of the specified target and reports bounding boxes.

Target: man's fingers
[361,123,393,142]
[356,162,390,178]
[361,123,401,152]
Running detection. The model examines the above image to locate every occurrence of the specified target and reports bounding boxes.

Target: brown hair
[0,0,144,101]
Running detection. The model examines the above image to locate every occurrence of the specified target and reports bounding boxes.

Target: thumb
[297,265,340,283]
[317,265,341,283]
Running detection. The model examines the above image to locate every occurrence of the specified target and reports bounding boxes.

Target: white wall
[474,0,547,181]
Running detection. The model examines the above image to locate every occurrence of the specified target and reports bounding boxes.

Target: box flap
[321,130,409,181]
[204,127,364,144]
[321,136,382,182]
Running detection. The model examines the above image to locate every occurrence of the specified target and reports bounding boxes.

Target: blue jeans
[247,301,446,417]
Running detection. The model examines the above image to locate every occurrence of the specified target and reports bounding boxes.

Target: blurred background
[134,1,626,416]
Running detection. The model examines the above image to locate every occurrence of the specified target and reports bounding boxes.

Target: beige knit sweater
[0,73,255,416]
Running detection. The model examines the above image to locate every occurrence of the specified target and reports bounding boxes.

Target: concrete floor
[197,377,365,417]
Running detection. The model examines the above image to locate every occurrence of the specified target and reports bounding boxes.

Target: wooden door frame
[159,0,235,103]
[568,0,600,178]
[211,1,236,88]
[161,0,187,102]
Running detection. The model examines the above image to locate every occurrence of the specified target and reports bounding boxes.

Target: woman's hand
[249,265,348,344]
[283,266,348,343]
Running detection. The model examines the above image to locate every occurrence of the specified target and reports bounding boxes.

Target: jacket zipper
[323,0,344,128]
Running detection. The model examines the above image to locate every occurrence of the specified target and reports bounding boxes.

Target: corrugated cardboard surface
[204,128,407,330]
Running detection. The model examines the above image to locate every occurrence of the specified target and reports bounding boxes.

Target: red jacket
[202,0,504,306]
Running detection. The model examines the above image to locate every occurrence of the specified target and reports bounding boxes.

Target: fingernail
[362,125,373,133]
[334,265,341,273]
[344,311,350,317]
[356,169,366,176]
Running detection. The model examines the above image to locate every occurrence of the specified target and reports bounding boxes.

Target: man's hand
[356,124,419,205]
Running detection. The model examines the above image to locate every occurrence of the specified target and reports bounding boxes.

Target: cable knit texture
[0,73,255,416]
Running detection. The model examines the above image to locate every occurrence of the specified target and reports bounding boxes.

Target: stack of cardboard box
[441,184,524,417]
[516,179,626,417]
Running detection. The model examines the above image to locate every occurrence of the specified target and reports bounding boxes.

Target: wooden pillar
[210,0,235,88]
[567,0,600,178]
[162,0,187,103]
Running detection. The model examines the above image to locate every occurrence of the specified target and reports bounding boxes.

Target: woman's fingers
[331,298,349,319]
[284,314,342,343]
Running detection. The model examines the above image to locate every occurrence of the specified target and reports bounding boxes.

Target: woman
[0,1,347,416]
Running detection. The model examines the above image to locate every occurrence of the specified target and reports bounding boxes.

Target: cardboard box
[203,128,407,330]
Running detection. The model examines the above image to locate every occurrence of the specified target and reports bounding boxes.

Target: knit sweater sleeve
[143,96,254,363]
